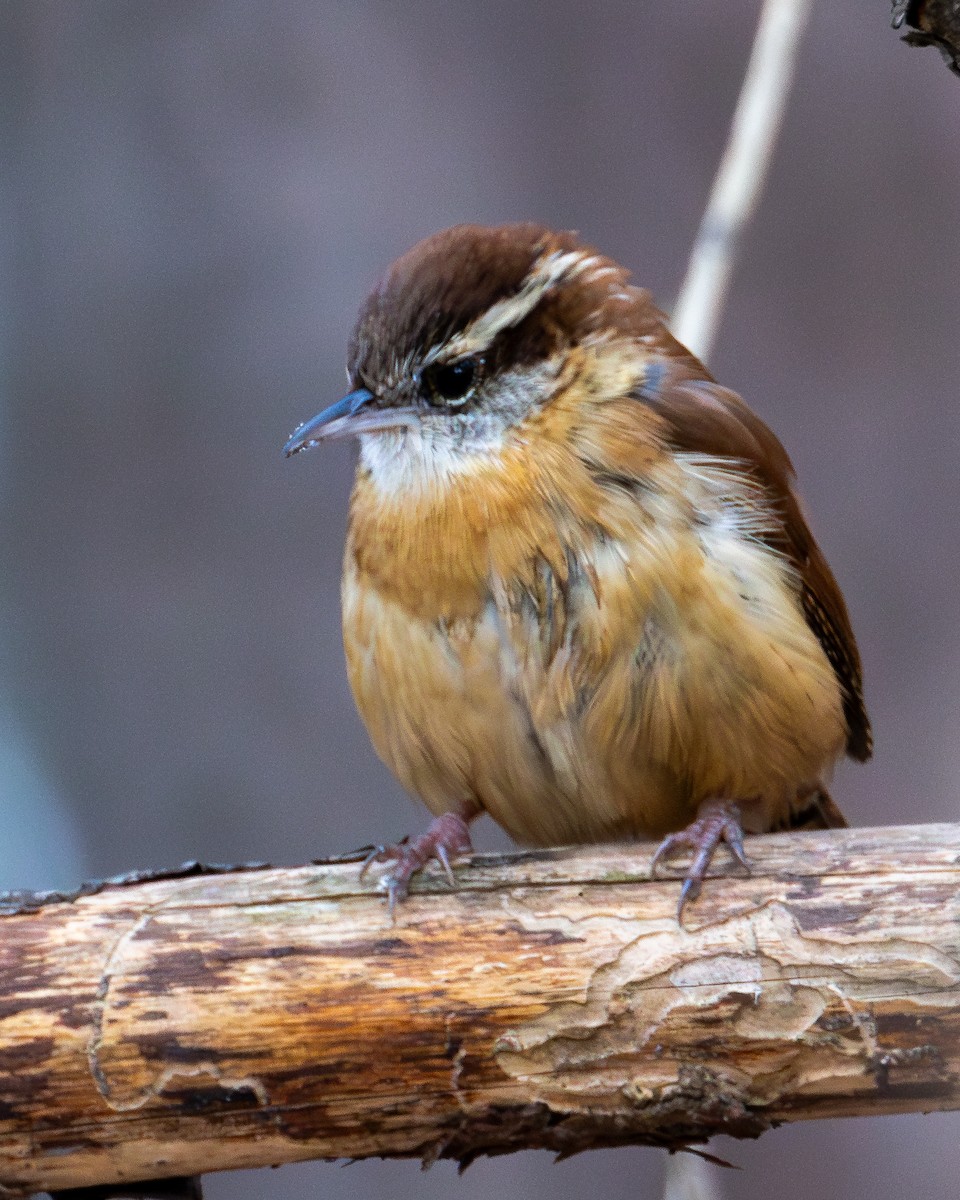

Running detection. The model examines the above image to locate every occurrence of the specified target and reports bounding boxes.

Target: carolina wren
[285,223,871,915]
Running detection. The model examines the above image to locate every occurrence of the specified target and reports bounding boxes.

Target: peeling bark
[2,824,960,1195]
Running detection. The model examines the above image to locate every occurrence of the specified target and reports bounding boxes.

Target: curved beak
[284,387,421,456]
[283,388,377,456]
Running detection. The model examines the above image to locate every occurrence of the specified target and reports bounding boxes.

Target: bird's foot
[650,798,750,920]
[360,812,474,915]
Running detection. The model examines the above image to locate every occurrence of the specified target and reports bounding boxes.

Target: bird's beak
[283,387,420,456]
[284,388,375,455]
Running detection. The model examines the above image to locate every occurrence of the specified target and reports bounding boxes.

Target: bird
[284,222,871,917]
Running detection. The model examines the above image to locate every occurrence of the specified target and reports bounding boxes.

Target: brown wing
[780,786,849,831]
[634,350,872,763]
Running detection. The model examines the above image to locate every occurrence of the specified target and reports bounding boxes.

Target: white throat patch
[358,356,563,498]
[359,425,499,497]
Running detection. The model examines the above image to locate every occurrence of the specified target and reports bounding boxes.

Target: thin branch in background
[671,0,814,363]
[664,1154,724,1200]
[667,7,814,1194]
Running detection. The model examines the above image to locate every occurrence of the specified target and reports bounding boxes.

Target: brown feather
[775,787,849,832]
[633,356,872,764]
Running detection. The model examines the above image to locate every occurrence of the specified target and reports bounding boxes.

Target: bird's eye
[421,357,480,407]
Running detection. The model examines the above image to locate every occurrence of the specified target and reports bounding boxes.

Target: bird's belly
[567,524,849,835]
[342,573,610,844]
[342,535,847,845]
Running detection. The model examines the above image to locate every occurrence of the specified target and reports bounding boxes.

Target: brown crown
[347,223,665,390]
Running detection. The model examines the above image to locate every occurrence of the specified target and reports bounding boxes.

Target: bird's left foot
[650,798,750,919]
[360,812,474,915]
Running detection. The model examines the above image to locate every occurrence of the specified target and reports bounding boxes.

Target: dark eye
[421,357,480,407]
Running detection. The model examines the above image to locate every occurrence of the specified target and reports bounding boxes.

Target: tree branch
[671,0,813,362]
[893,0,960,77]
[3,823,960,1196]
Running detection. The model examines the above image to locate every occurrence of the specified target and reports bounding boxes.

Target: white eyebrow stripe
[430,248,601,363]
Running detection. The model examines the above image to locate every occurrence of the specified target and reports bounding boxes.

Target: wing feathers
[634,357,872,762]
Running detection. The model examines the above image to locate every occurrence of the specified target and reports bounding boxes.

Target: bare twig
[668,15,816,1192]
[664,1154,725,1200]
[671,0,813,362]
[893,0,960,77]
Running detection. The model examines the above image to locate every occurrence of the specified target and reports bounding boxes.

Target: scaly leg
[360,805,478,915]
[650,798,751,919]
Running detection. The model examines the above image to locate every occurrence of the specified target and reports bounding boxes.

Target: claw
[651,799,751,921]
[725,821,749,871]
[358,844,387,881]
[385,873,407,919]
[679,875,701,910]
[359,812,474,914]
[435,843,457,888]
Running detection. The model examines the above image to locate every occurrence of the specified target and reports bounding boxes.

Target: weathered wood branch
[3,823,960,1196]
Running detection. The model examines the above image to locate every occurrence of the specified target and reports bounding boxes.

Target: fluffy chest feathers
[341,363,847,844]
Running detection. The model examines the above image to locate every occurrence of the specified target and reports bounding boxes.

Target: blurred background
[2,1,959,1197]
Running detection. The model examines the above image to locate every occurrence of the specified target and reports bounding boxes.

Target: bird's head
[284,223,661,490]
